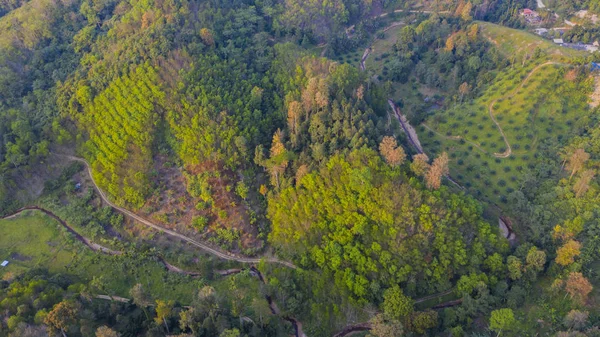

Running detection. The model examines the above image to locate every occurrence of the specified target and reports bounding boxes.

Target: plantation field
[364,23,406,75]
[419,60,592,204]
[332,49,364,66]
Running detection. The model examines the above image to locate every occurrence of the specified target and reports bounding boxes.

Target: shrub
[195,201,208,210]
[192,216,209,231]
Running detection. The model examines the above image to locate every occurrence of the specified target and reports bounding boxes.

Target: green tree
[410,310,438,334]
[383,286,414,320]
[489,308,515,335]
[367,314,404,337]
[525,247,546,272]
[44,301,79,337]
[219,328,241,337]
[506,256,522,281]
[155,300,175,333]
[96,326,120,337]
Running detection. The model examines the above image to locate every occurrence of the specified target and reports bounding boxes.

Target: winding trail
[53,154,297,269]
[387,99,424,154]
[2,207,304,336]
[487,61,558,158]
[414,287,455,304]
[1,206,122,255]
[1,206,203,276]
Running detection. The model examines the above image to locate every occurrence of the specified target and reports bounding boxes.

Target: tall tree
[44,301,79,337]
[268,129,289,189]
[425,152,449,190]
[573,169,595,198]
[565,272,593,305]
[555,240,582,266]
[367,314,404,337]
[410,154,430,176]
[489,308,516,336]
[566,149,590,181]
[382,286,414,320]
[155,300,175,333]
[96,326,119,337]
[379,136,406,167]
[525,247,546,272]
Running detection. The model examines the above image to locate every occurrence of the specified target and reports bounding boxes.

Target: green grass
[0,211,202,303]
[420,60,591,204]
[0,211,73,275]
[479,21,587,60]
[364,23,405,75]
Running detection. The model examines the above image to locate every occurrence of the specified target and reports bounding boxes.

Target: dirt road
[387,99,425,154]
[54,154,297,269]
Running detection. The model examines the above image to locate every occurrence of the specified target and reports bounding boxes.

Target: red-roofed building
[522,8,538,18]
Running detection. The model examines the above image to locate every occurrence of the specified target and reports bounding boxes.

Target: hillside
[1,1,600,337]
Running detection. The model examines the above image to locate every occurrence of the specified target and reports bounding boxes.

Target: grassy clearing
[364,23,406,75]
[331,11,412,68]
[420,60,591,204]
[479,21,587,60]
[0,212,73,275]
[0,212,202,303]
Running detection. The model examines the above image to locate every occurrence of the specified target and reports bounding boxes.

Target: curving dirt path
[1,206,122,255]
[387,99,424,154]
[2,207,305,336]
[53,154,297,269]
[0,206,206,276]
[487,61,559,158]
[413,287,455,304]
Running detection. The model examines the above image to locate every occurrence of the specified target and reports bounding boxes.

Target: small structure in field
[1,261,9,267]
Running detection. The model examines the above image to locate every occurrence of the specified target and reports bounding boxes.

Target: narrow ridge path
[54,154,297,269]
